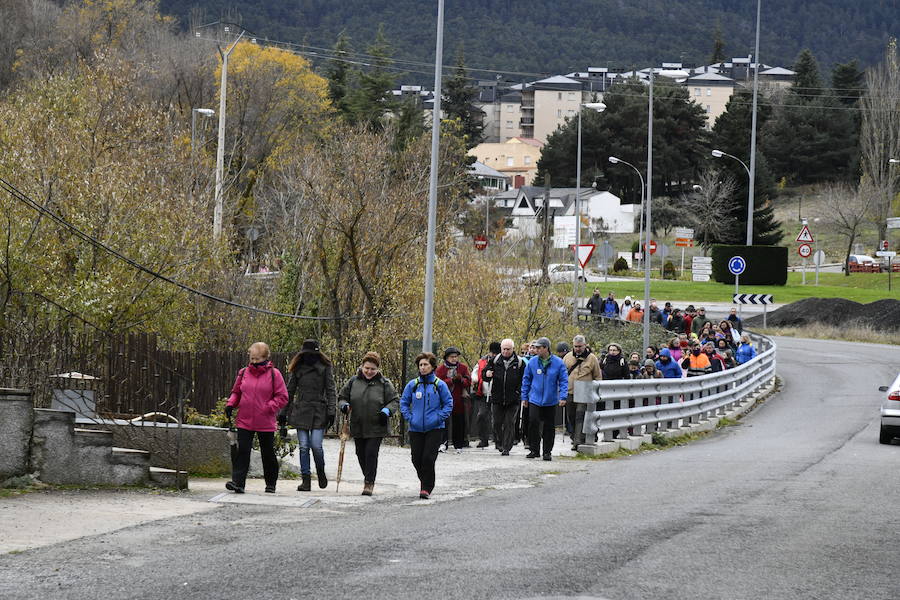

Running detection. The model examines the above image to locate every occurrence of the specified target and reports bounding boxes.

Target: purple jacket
[226,362,289,432]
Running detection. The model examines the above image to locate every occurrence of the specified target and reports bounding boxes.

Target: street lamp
[572,101,606,325]
[712,149,753,245]
[890,158,899,164]
[608,156,645,269]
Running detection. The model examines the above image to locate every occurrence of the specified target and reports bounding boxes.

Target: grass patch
[759,323,900,345]
[562,271,899,305]
[716,417,739,428]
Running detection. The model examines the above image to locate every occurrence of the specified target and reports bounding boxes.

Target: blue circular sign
[728,256,746,275]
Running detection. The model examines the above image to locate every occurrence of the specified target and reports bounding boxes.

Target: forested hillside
[160,0,897,79]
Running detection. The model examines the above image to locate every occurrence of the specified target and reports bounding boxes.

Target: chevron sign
[733,294,774,305]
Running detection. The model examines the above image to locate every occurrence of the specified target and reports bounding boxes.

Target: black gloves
[339,403,350,415]
[277,414,287,427]
[224,405,234,419]
[378,407,390,425]
[326,415,335,430]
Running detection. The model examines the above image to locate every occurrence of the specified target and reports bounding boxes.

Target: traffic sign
[888,217,900,230]
[881,240,889,251]
[728,256,746,275]
[692,256,713,264]
[876,250,897,258]
[812,250,826,266]
[474,235,488,251]
[692,274,710,282]
[733,294,774,305]
[658,244,670,259]
[675,238,694,247]
[598,241,615,262]
[573,244,595,268]
[795,224,814,243]
[646,240,657,255]
[674,227,695,239]
[692,265,713,274]
[798,243,812,258]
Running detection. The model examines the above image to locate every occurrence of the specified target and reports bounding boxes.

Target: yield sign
[795,224,814,243]
[573,244,596,268]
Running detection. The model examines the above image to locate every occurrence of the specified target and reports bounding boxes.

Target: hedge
[710,245,788,285]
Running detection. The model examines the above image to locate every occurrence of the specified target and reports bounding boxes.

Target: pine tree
[442,51,484,149]
[791,49,823,99]
[392,97,425,152]
[325,32,354,120]
[710,24,726,64]
[347,25,397,131]
[831,60,865,106]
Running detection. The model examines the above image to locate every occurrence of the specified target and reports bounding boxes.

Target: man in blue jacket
[521,337,568,461]
[655,347,683,378]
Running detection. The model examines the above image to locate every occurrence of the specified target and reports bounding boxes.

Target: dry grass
[758,323,900,346]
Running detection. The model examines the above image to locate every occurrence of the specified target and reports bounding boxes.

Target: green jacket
[338,372,399,439]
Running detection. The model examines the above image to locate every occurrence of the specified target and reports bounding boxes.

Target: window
[706,105,711,113]
[707,88,712,96]
[506,120,513,129]
[557,109,563,117]
[506,156,514,167]
[506,104,514,112]
[568,92,575,101]
[694,88,701,96]
[558,92,562,100]
[524,156,532,165]
[567,109,575,115]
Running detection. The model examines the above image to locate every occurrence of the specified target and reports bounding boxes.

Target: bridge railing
[574,333,776,446]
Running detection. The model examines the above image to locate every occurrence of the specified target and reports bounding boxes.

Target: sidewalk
[0,433,583,554]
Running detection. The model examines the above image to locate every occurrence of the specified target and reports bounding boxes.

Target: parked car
[521,263,587,284]
[844,254,879,273]
[879,373,900,444]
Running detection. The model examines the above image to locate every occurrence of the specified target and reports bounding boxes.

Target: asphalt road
[3,336,899,600]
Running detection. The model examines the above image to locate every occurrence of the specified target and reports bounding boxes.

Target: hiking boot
[543,454,552,461]
[501,450,510,456]
[264,486,276,493]
[526,451,539,459]
[476,441,489,448]
[225,481,244,494]
[297,474,311,492]
[362,482,374,496]
[316,468,328,489]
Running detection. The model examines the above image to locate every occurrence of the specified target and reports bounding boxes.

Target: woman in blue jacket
[735,334,757,364]
[400,352,453,499]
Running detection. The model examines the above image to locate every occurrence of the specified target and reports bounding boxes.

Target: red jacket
[226,362,289,432]
[436,361,471,415]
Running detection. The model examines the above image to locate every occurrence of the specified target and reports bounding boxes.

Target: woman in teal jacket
[400,352,453,499]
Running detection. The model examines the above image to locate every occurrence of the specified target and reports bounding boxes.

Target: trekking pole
[335,411,350,493]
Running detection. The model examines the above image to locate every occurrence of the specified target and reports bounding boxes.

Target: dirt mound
[745,297,900,332]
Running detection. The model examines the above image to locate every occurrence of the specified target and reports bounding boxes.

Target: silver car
[879,373,900,444]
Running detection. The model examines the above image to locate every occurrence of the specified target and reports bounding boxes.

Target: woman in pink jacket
[224,342,289,494]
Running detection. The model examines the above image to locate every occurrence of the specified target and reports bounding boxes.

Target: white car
[521,263,587,284]
[879,373,900,444]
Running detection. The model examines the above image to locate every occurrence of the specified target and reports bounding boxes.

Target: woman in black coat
[338,351,399,496]
[281,339,336,492]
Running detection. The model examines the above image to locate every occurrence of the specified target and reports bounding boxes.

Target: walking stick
[335,411,350,493]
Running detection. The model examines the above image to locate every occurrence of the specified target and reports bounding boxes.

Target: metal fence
[575,333,776,442]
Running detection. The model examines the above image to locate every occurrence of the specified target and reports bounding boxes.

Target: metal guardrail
[574,333,776,444]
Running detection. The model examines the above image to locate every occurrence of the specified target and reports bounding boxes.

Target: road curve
[2,336,898,600]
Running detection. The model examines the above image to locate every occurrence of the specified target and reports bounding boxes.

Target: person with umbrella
[224,342,288,494]
[337,352,399,496]
[400,352,453,499]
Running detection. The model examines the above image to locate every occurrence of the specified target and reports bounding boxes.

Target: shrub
[613,257,629,272]
[662,261,677,279]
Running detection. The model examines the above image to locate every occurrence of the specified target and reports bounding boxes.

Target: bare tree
[685,168,740,251]
[820,183,873,276]
[860,38,900,244]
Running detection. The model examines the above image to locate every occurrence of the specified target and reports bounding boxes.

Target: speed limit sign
[798,243,812,258]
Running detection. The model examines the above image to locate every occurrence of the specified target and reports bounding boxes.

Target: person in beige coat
[563,335,602,451]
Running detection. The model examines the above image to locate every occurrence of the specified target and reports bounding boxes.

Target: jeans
[354,437,383,484]
[297,428,325,476]
[528,403,556,456]
[408,429,442,493]
[232,428,278,489]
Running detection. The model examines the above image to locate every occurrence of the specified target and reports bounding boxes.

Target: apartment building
[468,137,543,188]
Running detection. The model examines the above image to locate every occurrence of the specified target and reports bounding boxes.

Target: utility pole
[642,71,654,352]
[213,29,244,240]
[747,0,762,246]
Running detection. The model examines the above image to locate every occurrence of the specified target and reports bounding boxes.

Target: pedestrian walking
[337,351,399,496]
[471,342,501,449]
[563,335,601,451]
[489,338,525,456]
[282,339,337,492]
[399,352,453,500]
[521,337,568,461]
[436,347,472,452]
[224,342,289,494]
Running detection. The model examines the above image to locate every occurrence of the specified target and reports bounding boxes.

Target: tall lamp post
[608,156,645,270]
[641,71,654,352]
[711,149,753,244]
[747,0,762,247]
[213,29,245,239]
[571,101,606,325]
[421,0,445,353]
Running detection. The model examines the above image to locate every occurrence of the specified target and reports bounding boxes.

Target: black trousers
[472,396,492,444]
[527,403,556,456]
[491,402,519,452]
[354,437,383,484]
[566,395,586,446]
[408,429,442,493]
[451,411,468,449]
[232,428,278,488]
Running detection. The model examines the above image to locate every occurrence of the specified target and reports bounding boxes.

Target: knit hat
[535,337,551,348]
[443,346,461,359]
[644,358,657,367]
[556,341,570,353]
[299,339,320,353]
[489,341,502,354]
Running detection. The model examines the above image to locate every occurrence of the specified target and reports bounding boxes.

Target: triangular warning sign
[573,244,596,268]
[795,225,814,243]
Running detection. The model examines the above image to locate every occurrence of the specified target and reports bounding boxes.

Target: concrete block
[577,441,620,455]
[0,389,33,480]
[31,409,79,484]
[149,467,188,489]
[693,418,720,433]
[618,434,652,450]
[110,447,151,467]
